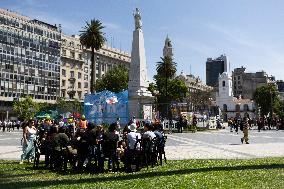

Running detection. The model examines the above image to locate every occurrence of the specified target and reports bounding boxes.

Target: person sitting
[142,123,156,140]
[124,123,141,172]
[104,123,120,172]
[95,125,105,173]
[142,123,158,167]
[52,126,69,171]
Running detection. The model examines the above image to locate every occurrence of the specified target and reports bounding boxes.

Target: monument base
[128,94,154,119]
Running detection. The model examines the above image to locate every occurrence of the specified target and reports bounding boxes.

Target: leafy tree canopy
[13,96,39,121]
[253,84,279,116]
[95,65,129,93]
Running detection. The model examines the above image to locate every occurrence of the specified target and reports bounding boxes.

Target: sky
[1,0,284,82]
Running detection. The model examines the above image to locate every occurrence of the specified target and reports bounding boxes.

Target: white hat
[129,123,137,132]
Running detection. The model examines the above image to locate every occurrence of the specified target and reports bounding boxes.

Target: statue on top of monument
[133,8,142,30]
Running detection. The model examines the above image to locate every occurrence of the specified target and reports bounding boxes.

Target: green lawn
[0,158,283,189]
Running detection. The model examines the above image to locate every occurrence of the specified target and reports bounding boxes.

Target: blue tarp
[84,90,129,125]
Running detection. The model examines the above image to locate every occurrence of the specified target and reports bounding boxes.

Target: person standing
[16,120,21,130]
[20,120,37,164]
[241,117,249,144]
[78,115,88,131]
[2,120,7,132]
[178,114,184,133]
[191,115,197,133]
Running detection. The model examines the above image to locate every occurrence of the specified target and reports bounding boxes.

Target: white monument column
[128,8,153,119]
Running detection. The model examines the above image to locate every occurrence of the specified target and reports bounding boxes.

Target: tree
[274,100,284,118]
[13,96,39,121]
[55,97,71,114]
[155,56,177,118]
[253,84,279,116]
[80,19,106,93]
[156,56,177,78]
[72,99,83,114]
[95,65,129,93]
[187,90,211,111]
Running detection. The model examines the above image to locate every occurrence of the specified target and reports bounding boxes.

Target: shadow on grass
[0,163,284,188]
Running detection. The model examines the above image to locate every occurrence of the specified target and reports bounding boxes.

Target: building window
[78,82,81,88]
[78,54,82,60]
[78,91,82,99]
[61,91,65,98]
[70,51,75,58]
[62,80,65,86]
[84,82,88,88]
[243,104,249,111]
[223,104,227,112]
[69,94,74,99]
[238,76,241,80]
[84,67,88,73]
[70,71,74,78]
[222,81,225,87]
[62,69,66,76]
[78,72,81,79]
[84,74,88,80]
[62,49,66,56]
[235,104,240,112]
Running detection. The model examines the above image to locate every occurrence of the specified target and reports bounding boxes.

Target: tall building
[60,34,130,101]
[232,67,276,99]
[163,35,173,58]
[0,9,61,118]
[206,54,229,87]
[0,8,131,120]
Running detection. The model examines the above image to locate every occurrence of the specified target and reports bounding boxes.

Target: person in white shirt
[142,123,156,140]
[125,123,141,172]
[20,120,37,164]
[127,123,141,150]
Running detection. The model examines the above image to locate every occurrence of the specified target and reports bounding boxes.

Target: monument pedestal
[128,89,154,119]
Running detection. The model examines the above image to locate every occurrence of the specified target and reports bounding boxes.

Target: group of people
[228,116,283,133]
[20,116,166,173]
[0,120,21,132]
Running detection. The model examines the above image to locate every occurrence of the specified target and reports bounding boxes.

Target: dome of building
[179,71,187,81]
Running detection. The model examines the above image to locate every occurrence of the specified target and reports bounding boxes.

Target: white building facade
[216,72,256,121]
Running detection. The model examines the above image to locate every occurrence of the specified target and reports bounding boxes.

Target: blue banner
[84,90,129,125]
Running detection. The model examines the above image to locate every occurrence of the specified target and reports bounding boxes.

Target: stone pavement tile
[165,133,284,160]
[0,146,21,160]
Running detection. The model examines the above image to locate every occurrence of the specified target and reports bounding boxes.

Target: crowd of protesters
[19,115,166,173]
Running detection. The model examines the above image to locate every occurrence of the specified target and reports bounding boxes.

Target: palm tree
[156,56,177,118]
[80,19,106,93]
[156,56,177,78]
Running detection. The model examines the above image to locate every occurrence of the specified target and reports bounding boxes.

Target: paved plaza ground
[0,127,283,160]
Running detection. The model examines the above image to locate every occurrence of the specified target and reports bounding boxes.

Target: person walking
[20,120,37,164]
[241,117,249,144]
